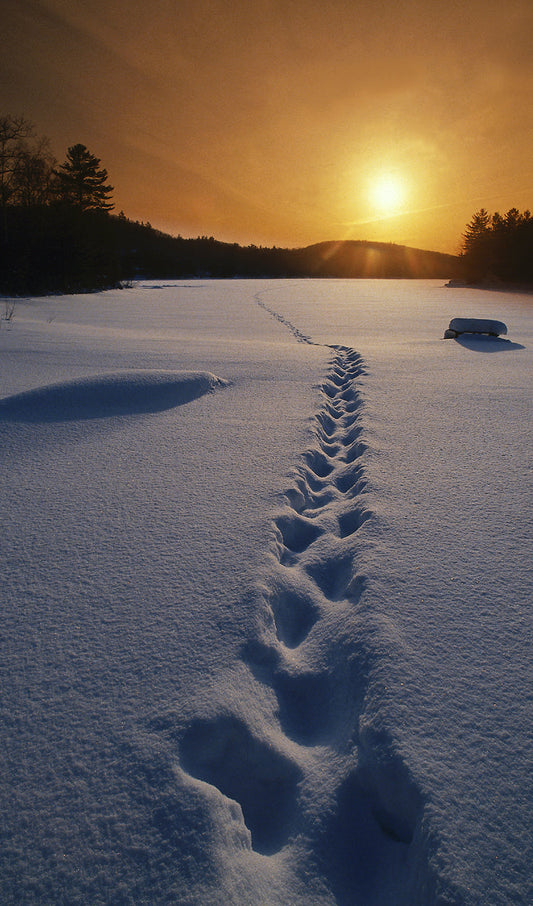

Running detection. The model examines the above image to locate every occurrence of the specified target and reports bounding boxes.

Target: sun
[368,172,406,215]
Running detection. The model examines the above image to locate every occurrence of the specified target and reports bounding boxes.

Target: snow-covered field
[1,279,531,905]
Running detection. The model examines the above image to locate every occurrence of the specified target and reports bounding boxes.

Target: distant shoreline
[445,279,533,295]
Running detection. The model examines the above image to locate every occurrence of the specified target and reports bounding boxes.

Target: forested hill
[287,240,460,279]
[116,219,460,281]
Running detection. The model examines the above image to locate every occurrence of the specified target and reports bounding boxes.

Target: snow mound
[445,317,507,337]
[0,370,228,422]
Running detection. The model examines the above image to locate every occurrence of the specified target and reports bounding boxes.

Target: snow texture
[0,280,531,906]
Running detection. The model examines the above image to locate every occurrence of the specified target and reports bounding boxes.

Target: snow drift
[0,369,227,421]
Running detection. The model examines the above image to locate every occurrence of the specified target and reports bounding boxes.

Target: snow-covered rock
[445,316,508,337]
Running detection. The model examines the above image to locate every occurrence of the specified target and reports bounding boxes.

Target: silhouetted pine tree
[55,144,114,212]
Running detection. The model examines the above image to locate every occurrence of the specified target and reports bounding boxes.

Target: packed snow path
[172,312,455,903]
[179,348,382,846]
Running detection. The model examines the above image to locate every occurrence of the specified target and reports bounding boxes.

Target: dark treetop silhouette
[55,144,114,212]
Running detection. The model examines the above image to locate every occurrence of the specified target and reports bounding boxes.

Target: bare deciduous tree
[0,115,34,208]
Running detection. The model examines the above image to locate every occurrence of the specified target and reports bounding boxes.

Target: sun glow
[369,172,407,215]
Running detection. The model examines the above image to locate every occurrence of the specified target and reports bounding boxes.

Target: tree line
[461,207,533,285]
[0,113,531,294]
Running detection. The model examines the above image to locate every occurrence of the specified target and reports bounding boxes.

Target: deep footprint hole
[322,380,342,399]
[270,584,320,648]
[340,386,358,403]
[356,730,423,848]
[283,486,306,513]
[317,771,414,906]
[273,670,336,746]
[342,411,362,430]
[335,465,365,494]
[304,449,335,478]
[304,551,355,600]
[316,411,338,437]
[342,425,364,446]
[302,487,339,512]
[180,715,301,855]
[343,441,367,464]
[338,507,371,538]
[300,467,328,493]
[344,399,362,414]
[321,440,341,456]
[275,511,324,553]
[325,401,344,420]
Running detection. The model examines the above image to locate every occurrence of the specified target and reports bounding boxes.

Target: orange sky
[2,0,532,253]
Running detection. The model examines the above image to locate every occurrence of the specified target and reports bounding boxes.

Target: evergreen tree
[461,208,533,284]
[461,209,493,281]
[461,208,491,254]
[55,144,114,211]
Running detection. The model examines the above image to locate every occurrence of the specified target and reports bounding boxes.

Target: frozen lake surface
[1,279,531,905]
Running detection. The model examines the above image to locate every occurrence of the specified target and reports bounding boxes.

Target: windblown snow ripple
[0,370,228,422]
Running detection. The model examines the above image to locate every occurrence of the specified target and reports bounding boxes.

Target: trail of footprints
[179,350,367,832]
[161,343,423,895]
[257,349,380,782]
[255,294,313,344]
[270,346,370,630]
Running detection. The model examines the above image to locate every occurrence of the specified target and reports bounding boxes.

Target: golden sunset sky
[2,0,532,253]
